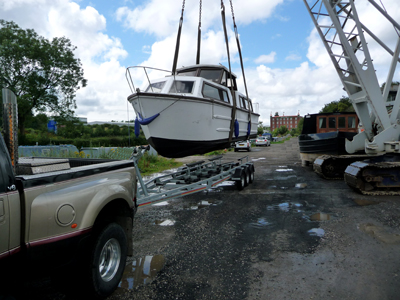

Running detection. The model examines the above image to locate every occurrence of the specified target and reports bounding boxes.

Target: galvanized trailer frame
[130,146,255,207]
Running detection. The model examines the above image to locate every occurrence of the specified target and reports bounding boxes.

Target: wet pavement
[7,138,400,299]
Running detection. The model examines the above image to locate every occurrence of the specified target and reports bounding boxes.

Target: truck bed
[16,158,134,189]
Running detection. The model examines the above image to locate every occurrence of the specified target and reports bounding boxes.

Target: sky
[1,0,399,126]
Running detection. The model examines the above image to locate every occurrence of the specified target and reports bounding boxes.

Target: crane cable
[228,0,252,134]
[172,0,185,75]
[221,0,237,142]
[196,0,202,64]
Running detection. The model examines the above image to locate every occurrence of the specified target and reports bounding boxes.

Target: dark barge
[298,112,360,165]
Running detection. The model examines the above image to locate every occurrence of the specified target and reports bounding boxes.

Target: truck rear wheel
[87,222,127,298]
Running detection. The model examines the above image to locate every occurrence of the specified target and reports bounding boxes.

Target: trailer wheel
[85,223,127,298]
[236,170,247,190]
[248,165,255,183]
[245,167,251,186]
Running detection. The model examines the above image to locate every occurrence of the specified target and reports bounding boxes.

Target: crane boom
[303,0,400,155]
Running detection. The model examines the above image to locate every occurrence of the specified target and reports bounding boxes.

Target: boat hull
[129,93,259,157]
[298,131,357,155]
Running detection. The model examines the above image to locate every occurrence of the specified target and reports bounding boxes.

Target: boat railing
[126,66,171,94]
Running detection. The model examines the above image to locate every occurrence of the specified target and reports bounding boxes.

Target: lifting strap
[172,0,186,75]
[229,0,252,137]
[221,0,237,142]
[196,0,202,64]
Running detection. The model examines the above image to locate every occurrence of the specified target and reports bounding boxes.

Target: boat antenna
[221,0,237,142]
[196,0,202,65]
[172,0,186,75]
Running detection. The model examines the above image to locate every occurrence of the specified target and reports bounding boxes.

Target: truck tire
[87,223,127,299]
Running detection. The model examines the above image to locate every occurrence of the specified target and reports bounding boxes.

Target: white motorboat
[126,64,260,158]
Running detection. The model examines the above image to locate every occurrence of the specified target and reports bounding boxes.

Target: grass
[137,153,183,176]
[271,136,293,145]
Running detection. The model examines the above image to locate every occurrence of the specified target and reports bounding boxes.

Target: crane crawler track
[344,160,400,195]
[313,154,372,180]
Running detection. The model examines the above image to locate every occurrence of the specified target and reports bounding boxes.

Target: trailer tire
[236,170,247,190]
[85,222,127,299]
[245,167,251,186]
[249,165,255,183]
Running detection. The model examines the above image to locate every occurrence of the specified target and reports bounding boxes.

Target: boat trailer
[131,146,255,207]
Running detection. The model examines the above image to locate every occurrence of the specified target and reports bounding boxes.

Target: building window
[348,116,356,128]
[319,117,327,128]
[329,117,336,129]
[338,117,346,128]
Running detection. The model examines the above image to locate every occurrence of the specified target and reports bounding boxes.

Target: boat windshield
[145,81,166,93]
[177,70,197,77]
[199,69,222,83]
[169,81,195,94]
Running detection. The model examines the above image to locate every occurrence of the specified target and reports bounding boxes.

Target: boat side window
[145,81,166,93]
[203,83,228,103]
[242,97,248,109]
[199,69,222,83]
[338,117,346,128]
[221,71,227,86]
[221,90,230,104]
[319,117,326,128]
[329,117,336,128]
[169,81,195,94]
[348,116,356,128]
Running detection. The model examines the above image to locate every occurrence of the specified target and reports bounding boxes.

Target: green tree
[319,96,352,113]
[297,117,304,134]
[257,121,264,135]
[0,20,87,137]
[277,125,289,136]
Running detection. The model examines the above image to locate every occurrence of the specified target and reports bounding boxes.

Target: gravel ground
[6,139,400,299]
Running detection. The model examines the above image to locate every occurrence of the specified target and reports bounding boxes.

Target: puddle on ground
[353,199,381,206]
[359,223,400,244]
[249,217,273,229]
[269,175,297,181]
[252,157,266,161]
[143,169,179,182]
[118,255,165,290]
[184,199,222,210]
[154,219,175,226]
[214,181,236,188]
[276,168,294,172]
[267,202,303,212]
[308,228,325,237]
[295,183,307,189]
[310,213,331,221]
[153,201,169,206]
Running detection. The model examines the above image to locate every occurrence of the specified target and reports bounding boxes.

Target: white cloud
[0,0,131,122]
[285,54,301,61]
[1,0,399,128]
[254,52,277,64]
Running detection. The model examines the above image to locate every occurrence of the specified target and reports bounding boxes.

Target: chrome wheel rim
[99,238,121,282]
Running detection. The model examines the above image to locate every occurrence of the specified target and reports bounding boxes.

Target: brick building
[270,112,302,132]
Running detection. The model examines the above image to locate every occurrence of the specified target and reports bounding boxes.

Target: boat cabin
[176,65,238,91]
[302,112,359,135]
[142,65,253,113]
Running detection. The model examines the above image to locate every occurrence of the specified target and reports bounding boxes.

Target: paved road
[12,139,400,299]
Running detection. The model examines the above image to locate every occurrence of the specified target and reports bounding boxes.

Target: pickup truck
[0,132,137,299]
